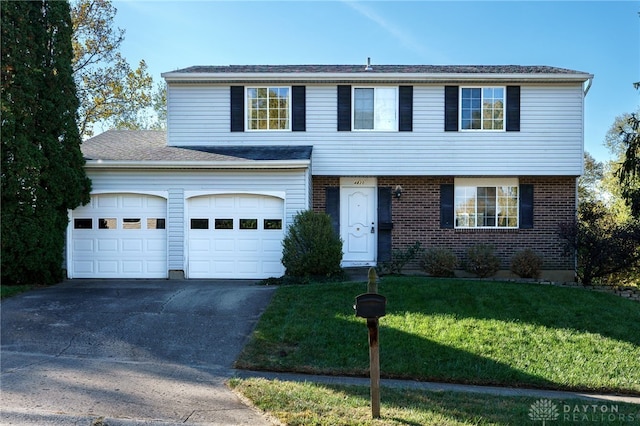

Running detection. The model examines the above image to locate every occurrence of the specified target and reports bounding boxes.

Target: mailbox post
[354,267,386,419]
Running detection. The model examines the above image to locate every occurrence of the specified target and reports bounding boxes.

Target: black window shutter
[292,85,306,132]
[444,86,459,131]
[377,187,393,262]
[337,85,352,131]
[519,184,534,229]
[230,86,244,132]
[399,86,413,132]
[506,86,521,132]
[440,184,455,228]
[325,187,340,236]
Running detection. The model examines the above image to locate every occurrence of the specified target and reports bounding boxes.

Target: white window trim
[454,178,519,229]
[352,86,399,132]
[459,86,506,132]
[245,86,292,132]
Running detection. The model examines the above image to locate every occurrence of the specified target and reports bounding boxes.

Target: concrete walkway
[1,278,638,426]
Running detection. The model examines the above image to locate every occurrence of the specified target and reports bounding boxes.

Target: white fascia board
[85,159,311,169]
[162,72,594,84]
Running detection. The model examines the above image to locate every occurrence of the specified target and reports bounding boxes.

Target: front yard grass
[229,377,640,426]
[235,277,640,394]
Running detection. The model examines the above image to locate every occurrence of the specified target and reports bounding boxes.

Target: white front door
[341,178,376,266]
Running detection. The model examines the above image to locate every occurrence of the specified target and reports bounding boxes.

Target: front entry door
[341,179,376,266]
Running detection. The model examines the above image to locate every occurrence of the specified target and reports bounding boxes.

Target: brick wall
[312,176,576,272]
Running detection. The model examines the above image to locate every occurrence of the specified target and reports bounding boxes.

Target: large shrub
[419,247,459,277]
[510,249,543,279]
[281,210,343,278]
[464,244,501,278]
[558,201,640,286]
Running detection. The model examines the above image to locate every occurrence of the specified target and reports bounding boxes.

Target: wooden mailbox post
[354,267,386,419]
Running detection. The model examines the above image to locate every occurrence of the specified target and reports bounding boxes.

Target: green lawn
[235,277,640,394]
[229,378,640,426]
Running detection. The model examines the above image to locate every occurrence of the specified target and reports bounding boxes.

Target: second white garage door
[187,194,286,279]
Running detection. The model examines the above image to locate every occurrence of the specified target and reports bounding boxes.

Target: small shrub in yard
[281,210,343,279]
[511,249,543,279]
[379,241,424,275]
[464,244,500,278]
[419,247,459,277]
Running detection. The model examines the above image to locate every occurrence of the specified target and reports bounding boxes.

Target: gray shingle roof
[82,130,312,163]
[168,64,589,75]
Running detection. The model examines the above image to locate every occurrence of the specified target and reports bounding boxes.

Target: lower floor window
[454,178,518,228]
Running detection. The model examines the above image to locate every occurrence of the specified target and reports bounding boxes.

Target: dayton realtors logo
[529,399,560,425]
[529,399,638,424]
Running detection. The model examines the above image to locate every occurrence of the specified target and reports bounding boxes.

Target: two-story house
[68,64,593,281]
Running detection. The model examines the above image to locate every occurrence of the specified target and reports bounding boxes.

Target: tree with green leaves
[2,0,92,285]
[616,111,640,217]
[71,0,157,137]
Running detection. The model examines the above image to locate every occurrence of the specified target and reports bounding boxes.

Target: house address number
[353,179,366,185]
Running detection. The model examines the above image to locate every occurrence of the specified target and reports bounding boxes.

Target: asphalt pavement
[1,279,278,425]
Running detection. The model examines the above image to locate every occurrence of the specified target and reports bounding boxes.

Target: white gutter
[162,71,594,84]
[85,159,311,169]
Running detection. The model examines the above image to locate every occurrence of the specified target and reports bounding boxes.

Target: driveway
[0,279,278,425]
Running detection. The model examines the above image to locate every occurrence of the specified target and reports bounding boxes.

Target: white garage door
[188,194,285,279]
[71,194,167,278]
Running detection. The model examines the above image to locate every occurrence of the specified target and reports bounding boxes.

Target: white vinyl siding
[167,83,584,176]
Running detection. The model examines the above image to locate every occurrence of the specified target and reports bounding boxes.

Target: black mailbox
[354,293,386,318]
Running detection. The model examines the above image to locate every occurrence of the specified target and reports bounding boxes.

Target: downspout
[574,76,593,282]
[583,77,593,96]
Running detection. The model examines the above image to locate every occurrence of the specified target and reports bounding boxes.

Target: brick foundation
[312,176,577,280]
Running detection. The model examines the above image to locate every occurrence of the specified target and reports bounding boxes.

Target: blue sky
[112,0,639,163]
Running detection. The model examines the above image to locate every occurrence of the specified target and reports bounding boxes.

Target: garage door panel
[146,261,167,273]
[146,239,166,252]
[214,196,234,209]
[189,261,211,275]
[71,193,167,278]
[122,261,144,273]
[237,239,259,252]
[97,239,119,252]
[122,196,144,209]
[237,261,259,274]
[97,261,118,273]
[122,239,144,252]
[97,195,118,208]
[214,238,235,251]
[263,237,283,252]
[73,261,94,274]
[73,239,94,252]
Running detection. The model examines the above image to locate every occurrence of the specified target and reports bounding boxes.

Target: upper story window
[454,178,518,228]
[338,85,412,132]
[353,87,397,131]
[460,87,504,131]
[246,87,290,131]
[445,85,519,132]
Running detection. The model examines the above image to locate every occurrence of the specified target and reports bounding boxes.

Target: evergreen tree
[1,0,91,285]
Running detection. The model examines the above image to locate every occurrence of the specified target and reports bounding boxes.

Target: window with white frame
[460,87,504,130]
[454,178,518,228]
[353,87,397,130]
[246,87,290,130]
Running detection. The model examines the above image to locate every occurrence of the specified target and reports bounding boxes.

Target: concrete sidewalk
[234,370,640,405]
